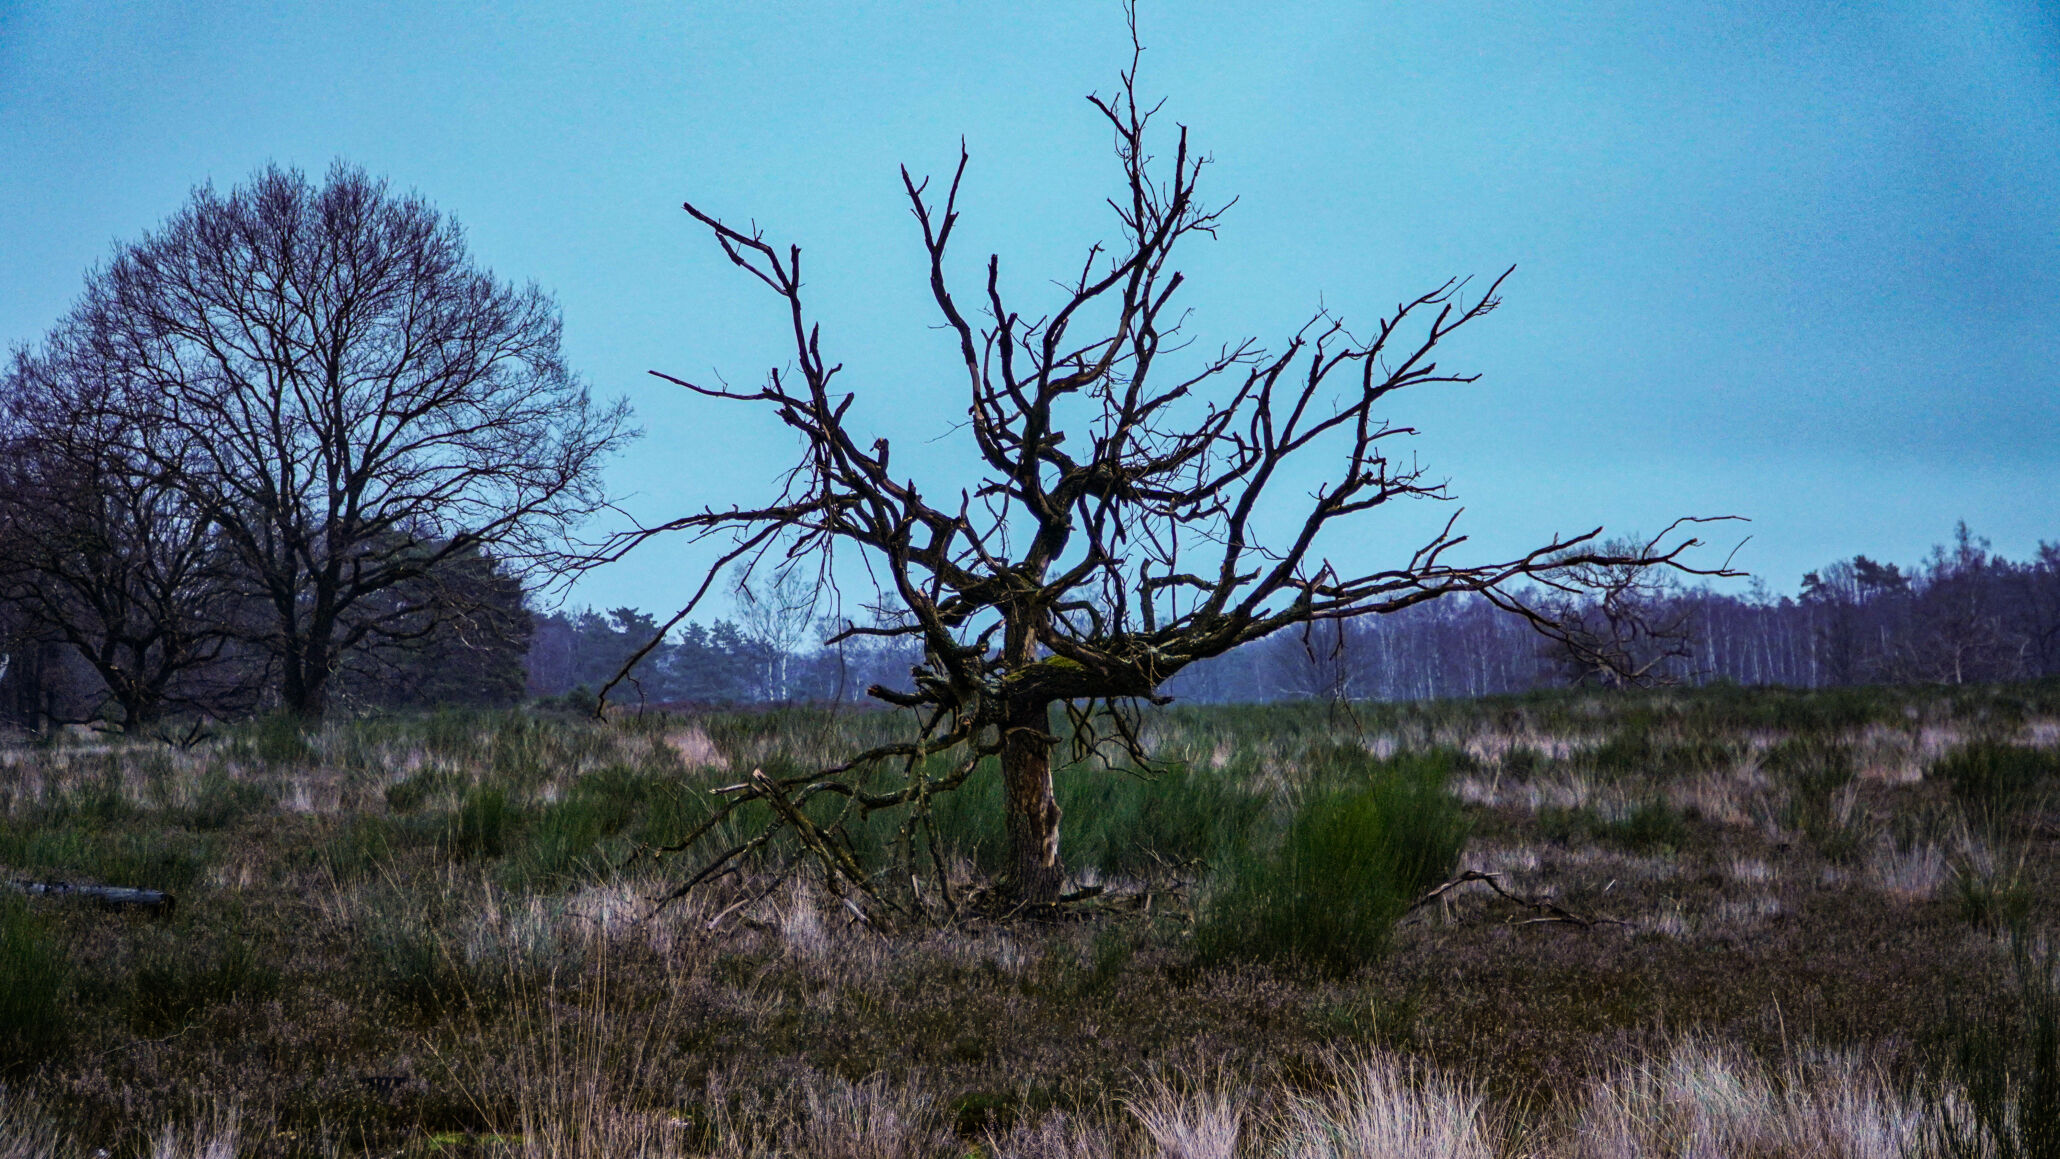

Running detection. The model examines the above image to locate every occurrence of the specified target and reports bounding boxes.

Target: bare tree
[42,162,633,718]
[735,566,819,702]
[0,342,250,727]
[613,19,1736,907]
[1513,532,1708,689]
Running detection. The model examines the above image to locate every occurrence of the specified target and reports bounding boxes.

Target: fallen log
[6,878,175,912]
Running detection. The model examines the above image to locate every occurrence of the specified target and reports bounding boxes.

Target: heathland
[3,682,2058,1157]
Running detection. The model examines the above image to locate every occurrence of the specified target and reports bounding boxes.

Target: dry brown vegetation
[2,681,2058,1156]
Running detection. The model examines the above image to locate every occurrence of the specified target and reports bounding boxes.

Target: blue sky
[3,2,2055,620]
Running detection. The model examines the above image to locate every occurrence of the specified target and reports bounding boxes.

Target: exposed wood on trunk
[1002,699,1064,905]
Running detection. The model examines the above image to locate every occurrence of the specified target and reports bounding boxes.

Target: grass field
[2,682,2058,1157]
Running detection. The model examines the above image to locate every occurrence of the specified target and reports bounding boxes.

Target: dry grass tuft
[149,1104,240,1159]
[0,1092,67,1159]
[1565,1038,1933,1158]
[1866,838,1953,901]
[1127,1073,1249,1159]
[665,727,730,770]
[1274,1051,1499,1159]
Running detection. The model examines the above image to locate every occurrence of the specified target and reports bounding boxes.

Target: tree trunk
[118,692,159,731]
[1000,698,1064,905]
[280,640,331,720]
[281,669,328,720]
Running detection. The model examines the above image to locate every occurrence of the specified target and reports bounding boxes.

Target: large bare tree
[42,162,632,718]
[617,25,1735,907]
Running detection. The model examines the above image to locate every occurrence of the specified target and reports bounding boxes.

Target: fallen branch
[8,878,175,912]
[1406,869,1627,930]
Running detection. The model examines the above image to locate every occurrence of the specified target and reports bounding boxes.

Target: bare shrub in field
[5,687,2056,1155]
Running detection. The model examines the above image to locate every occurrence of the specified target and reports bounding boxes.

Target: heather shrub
[1196,752,1467,975]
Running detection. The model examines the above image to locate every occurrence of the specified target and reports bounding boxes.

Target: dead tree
[613,16,1738,908]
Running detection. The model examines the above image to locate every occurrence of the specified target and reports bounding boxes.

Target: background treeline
[7,523,2055,725]
[1165,523,2060,702]
[0,548,535,728]
[522,606,923,708]
[520,524,2060,708]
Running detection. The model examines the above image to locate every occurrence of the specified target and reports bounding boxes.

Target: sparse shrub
[1196,753,1467,975]
[514,771,675,885]
[1503,746,1547,777]
[1601,800,1691,854]
[0,821,209,894]
[317,814,401,882]
[1955,868,2033,937]
[909,754,1009,873]
[1059,763,1263,879]
[1063,927,1137,1001]
[385,767,461,813]
[1587,727,1657,777]
[1766,735,1855,781]
[362,904,475,1017]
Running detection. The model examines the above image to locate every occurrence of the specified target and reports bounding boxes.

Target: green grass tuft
[1938,742,2060,826]
[0,895,70,1069]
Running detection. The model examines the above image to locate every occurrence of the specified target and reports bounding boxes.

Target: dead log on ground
[6,878,175,912]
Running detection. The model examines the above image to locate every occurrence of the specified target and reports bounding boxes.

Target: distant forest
[522,524,2060,708]
[4,524,2053,726]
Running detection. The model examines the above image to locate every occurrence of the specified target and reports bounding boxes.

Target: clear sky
[3,1,2055,621]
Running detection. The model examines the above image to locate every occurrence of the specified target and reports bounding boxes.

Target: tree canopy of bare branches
[617,19,1736,907]
[18,162,633,718]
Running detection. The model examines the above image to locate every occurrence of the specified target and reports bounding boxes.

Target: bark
[1001,698,1064,905]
